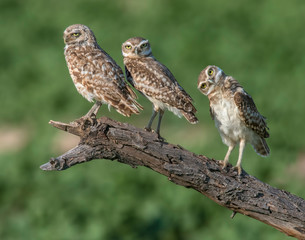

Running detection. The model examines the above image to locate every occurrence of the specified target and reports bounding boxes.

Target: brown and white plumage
[198,65,270,175]
[63,24,142,119]
[122,37,198,137]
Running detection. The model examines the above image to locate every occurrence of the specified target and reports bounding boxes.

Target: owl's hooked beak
[134,47,138,55]
[63,33,70,44]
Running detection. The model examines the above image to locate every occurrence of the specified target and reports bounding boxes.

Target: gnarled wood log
[40,117,305,239]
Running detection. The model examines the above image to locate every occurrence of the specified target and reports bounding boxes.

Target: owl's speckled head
[63,24,97,46]
[198,65,225,96]
[122,37,152,58]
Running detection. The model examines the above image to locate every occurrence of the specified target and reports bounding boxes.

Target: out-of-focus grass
[0,0,304,239]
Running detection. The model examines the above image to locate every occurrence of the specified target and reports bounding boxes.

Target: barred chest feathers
[209,90,253,144]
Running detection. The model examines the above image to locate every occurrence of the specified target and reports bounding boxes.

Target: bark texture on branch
[41,117,305,239]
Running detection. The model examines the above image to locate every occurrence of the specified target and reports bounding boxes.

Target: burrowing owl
[122,37,198,138]
[198,65,270,175]
[63,24,142,121]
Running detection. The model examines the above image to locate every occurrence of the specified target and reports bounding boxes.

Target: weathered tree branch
[41,117,305,239]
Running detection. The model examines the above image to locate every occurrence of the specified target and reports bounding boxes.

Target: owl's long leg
[236,139,246,175]
[156,110,164,137]
[145,108,158,132]
[223,145,234,169]
[85,101,102,118]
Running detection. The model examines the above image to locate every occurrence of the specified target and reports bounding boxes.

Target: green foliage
[0,0,304,239]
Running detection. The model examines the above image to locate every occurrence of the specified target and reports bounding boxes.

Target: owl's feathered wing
[124,57,198,124]
[65,45,142,117]
[234,90,270,156]
[125,65,145,97]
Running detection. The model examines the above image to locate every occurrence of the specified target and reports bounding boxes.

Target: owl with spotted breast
[198,65,270,175]
[122,37,198,138]
[63,24,142,121]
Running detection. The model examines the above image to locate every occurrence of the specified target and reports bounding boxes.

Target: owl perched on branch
[122,37,198,138]
[63,24,142,121]
[198,65,270,175]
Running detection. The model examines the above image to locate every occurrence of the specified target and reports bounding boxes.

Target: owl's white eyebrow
[125,42,132,45]
[139,40,149,45]
[217,67,223,72]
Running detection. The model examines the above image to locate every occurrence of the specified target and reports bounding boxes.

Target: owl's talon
[146,129,165,141]
[74,114,97,130]
[222,160,228,170]
[157,134,165,142]
[144,127,152,132]
[233,166,243,176]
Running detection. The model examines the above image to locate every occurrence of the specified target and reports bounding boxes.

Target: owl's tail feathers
[116,99,143,117]
[133,99,144,110]
[253,137,270,157]
[126,85,138,100]
[125,85,144,111]
[182,111,199,124]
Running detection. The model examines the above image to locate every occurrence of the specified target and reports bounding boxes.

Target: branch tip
[49,119,82,136]
[40,162,54,171]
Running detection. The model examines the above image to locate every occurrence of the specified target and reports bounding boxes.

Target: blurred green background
[0,0,304,239]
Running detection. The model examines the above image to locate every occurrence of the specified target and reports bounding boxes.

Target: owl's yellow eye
[208,69,214,76]
[125,45,132,49]
[200,83,207,89]
[140,43,148,48]
[73,33,80,37]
